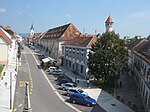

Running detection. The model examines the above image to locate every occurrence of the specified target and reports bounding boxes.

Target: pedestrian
[5,82,7,88]
[120,81,122,88]
[87,80,90,88]
[14,74,17,79]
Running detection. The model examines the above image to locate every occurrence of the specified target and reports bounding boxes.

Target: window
[81,65,83,74]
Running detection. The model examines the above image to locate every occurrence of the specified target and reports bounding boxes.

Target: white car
[66,88,88,96]
[48,67,62,75]
[61,83,77,91]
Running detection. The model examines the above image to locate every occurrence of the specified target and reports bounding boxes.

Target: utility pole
[10,72,12,109]
[23,82,31,112]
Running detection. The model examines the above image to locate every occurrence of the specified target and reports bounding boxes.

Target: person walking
[5,82,7,88]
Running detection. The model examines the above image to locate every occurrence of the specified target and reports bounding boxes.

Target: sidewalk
[117,71,145,112]
[0,46,18,112]
[59,66,95,88]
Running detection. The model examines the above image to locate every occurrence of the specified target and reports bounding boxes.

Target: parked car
[56,75,73,85]
[34,49,40,53]
[48,67,62,75]
[61,83,77,91]
[29,45,36,50]
[58,79,73,85]
[69,93,96,106]
[66,88,88,96]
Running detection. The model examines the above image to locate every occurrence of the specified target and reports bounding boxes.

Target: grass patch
[0,65,4,74]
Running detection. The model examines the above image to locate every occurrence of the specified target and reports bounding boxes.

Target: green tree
[88,31,128,88]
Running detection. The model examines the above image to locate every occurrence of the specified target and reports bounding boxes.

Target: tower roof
[105,16,113,23]
[31,24,34,30]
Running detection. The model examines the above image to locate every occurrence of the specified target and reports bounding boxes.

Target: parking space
[45,72,93,112]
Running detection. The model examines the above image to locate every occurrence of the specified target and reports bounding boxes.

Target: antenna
[95,28,97,34]
[83,28,85,34]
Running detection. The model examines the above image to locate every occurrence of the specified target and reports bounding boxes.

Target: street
[13,46,76,112]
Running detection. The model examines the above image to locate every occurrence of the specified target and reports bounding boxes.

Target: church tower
[105,16,113,32]
[30,24,34,35]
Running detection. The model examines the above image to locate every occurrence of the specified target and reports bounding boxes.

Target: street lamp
[23,82,31,112]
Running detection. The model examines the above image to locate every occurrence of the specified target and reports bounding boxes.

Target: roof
[63,34,97,47]
[43,23,71,39]
[105,16,113,23]
[3,26,14,36]
[93,90,134,112]
[0,27,12,44]
[42,23,81,41]
[33,33,42,39]
[134,40,150,63]
[127,39,143,50]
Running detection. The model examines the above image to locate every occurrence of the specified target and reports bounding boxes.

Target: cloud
[0,8,6,13]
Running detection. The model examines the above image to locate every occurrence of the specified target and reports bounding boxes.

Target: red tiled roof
[33,33,42,39]
[105,16,113,23]
[4,26,12,31]
[0,27,12,44]
[134,40,150,63]
[127,39,143,50]
[42,23,81,41]
[43,23,71,39]
[63,35,97,47]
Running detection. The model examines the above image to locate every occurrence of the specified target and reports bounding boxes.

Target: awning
[42,57,56,63]
[42,57,50,63]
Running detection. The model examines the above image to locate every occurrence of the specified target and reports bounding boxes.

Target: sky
[0,0,150,38]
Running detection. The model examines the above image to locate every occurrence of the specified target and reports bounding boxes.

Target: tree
[88,31,128,88]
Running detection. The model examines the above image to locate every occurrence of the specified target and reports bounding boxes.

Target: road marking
[31,85,33,88]
[18,104,23,107]
[19,81,26,87]
[13,108,17,112]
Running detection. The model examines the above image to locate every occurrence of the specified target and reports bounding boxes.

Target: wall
[0,37,8,65]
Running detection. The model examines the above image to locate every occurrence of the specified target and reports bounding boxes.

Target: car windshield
[78,89,84,93]
[85,96,91,100]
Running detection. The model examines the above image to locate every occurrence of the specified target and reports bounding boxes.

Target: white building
[131,39,150,112]
[62,34,97,78]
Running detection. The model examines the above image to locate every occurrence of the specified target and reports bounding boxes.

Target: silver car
[61,83,77,91]
[66,88,88,96]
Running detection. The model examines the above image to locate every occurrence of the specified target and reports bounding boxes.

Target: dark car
[69,93,96,106]
[56,75,73,85]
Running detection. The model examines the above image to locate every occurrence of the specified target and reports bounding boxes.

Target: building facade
[131,40,150,111]
[0,27,12,65]
[40,23,81,63]
[62,35,97,78]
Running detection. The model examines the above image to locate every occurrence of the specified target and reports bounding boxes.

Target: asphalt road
[13,46,76,112]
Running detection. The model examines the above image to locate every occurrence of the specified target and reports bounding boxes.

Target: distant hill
[18,33,29,38]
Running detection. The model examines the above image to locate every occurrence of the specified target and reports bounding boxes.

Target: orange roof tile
[63,35,97,47]
[0,27,12,44]
[105,16,113,23]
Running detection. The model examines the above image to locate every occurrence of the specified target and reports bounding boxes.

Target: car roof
[64,82,75,85]
[49,67,56,68]
[71,93,86,97]
[68,88,81,91]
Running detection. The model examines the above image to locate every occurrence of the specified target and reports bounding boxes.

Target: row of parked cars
[56,75,96,107]
[29,45,96,107]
